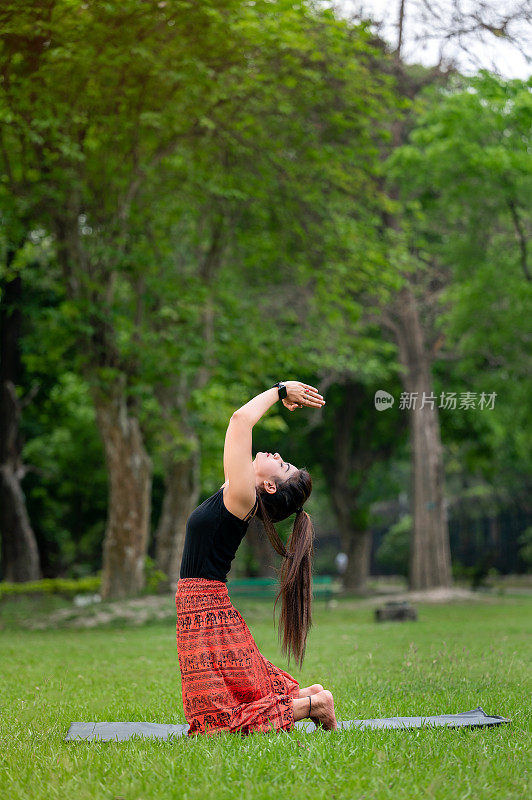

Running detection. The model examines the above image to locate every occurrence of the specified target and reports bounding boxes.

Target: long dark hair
[255,468,314,671]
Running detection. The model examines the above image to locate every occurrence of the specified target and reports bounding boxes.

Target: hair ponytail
[255,469,314,671]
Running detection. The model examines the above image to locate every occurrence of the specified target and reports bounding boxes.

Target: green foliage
[0,575,100,600]
[375,515,411,578]
[517,526,532,570]
[1,4,528,589]
[21,370,107,576]
[0,556,168,598]
[388,70,532,500]
[142,556,168,595]
[451,561,476,582]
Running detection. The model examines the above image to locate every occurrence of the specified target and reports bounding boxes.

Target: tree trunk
[340,527,372,594]
[155,449,200,591]
[246,517,277,577]
[393,285,452,589]
[92,379,152,599]
[330,482,372,594]
[0,274,41,582]
[325,387,373,594]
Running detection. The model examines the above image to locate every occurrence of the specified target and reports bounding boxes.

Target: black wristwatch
[274,381,287,400]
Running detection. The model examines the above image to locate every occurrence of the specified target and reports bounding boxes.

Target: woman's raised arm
[223,383,325,509]
[232,382,324,426]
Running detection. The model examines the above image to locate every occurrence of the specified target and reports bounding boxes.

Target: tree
[388,70,532,527]
[129,5,398,588]
[307,376,408,593]
[0,0,398,595]
[0,240,41,581]
[344,0,531,591]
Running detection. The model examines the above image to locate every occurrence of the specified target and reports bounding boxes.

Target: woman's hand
[281,381,325,412]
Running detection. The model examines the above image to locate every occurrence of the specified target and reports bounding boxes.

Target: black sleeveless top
[179,487,258,583]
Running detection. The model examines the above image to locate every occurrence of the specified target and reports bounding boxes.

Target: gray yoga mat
[65,707,510,741]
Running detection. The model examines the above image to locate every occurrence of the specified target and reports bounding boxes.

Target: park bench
[227,575,340,608]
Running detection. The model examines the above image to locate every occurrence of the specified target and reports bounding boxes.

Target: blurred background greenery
[1,0,530,605]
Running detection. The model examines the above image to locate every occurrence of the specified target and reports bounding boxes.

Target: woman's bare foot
[311,690,338,730]
[298,684,324,727]
[298,683,324,699]
[292,689,337,730]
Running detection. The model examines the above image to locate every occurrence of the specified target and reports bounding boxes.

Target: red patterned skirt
[176,577,300,736]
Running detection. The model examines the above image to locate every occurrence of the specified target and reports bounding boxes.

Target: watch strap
[274,381,287,400]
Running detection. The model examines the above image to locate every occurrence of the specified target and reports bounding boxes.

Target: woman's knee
[310,683,324,694]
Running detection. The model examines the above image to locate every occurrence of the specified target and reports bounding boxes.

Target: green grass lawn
[1,594,530,800]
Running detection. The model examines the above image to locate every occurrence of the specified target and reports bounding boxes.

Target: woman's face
[253,451,297,492]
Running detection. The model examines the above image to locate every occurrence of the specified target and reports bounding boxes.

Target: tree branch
[507,199,531,282]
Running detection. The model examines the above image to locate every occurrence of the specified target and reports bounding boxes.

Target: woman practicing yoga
[176,380,338,735]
